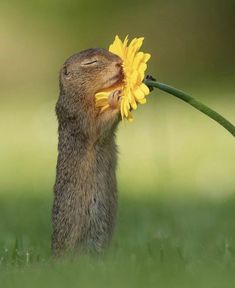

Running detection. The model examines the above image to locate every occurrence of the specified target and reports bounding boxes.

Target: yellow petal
[137,98,147,104]
[135,37,144,52]
[109,35,124,58]
[96,99,109,107]
[137,70,145,83]
[130,96,137,110]
[126,38,137,63]
[129,70,138,86]
[128,38,138,50]
[143,53,151,63]
[120,100,125,119]
[129,37,143,54]
[139,83,150,95]
[95,91,109,99]
[127,111,133,122]
[100,104,109,112]
[139,62,147,73]
[123,35,129,48]
[121,98,130,118]
[132,52,144,70]
[134,87,145,100]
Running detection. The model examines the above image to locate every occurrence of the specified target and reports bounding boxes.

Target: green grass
[1,191,235,287]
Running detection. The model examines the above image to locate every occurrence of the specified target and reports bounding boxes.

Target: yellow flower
[95,35,151,121]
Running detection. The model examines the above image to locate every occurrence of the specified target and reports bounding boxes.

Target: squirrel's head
[59,48,123,98]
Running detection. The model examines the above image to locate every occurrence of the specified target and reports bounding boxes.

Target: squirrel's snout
[115,60,122,68]
[114,59,124,77]
[113,54,122,67]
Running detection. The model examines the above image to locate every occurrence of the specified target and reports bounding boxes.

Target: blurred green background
[0,0,235,287]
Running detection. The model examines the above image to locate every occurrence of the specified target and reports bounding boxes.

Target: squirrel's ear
[62,66,72,79]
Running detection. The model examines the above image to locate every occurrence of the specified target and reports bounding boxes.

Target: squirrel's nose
[115,61,123,69]
[115,57,123,68]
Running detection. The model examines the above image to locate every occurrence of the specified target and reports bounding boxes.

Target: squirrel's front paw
[108,90,122,110]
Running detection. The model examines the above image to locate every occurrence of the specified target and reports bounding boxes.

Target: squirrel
[52,48,124,255]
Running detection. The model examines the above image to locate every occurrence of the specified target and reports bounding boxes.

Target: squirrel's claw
[108,90,122,109]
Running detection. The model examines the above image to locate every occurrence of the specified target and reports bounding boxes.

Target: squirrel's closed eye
[81,59,98,66]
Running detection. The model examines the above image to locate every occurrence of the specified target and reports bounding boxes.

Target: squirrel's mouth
[101,69,124,92]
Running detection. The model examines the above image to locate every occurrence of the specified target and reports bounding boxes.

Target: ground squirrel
[52,48,123,255]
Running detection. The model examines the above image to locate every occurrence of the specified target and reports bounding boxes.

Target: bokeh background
[0,0,235,287]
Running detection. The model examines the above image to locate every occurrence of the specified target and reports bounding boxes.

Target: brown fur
[52,48,123,255]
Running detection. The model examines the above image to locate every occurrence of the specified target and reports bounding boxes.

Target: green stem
[144,79,235,137]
